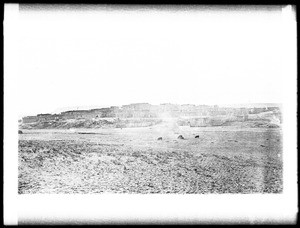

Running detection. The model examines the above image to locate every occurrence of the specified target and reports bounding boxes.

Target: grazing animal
[18,130,23,134]
[260,145,266,147]
[157,137,163,140]
[195,135,199,138]
[178,135,184,139]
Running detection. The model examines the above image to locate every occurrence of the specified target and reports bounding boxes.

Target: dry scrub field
[18,124,283,194]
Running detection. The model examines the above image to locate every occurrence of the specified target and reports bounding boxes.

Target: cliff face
[20,103,281,129]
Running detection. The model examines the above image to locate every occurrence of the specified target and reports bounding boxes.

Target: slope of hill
[19,110,281,130]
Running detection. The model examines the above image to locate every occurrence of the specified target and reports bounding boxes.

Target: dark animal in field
[157,137,163,140]
[178,135,184,139]
[195,135,199,138]
[260,145,266,147]
[18,130,23,134]
[78,132,97,135]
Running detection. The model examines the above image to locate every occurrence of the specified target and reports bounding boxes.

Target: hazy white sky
[15,6,286,116]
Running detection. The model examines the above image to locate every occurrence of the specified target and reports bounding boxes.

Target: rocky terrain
[20,118,163,129]
[18,125,283,194]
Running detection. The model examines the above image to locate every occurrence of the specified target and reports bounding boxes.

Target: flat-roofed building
[22,116,38,123]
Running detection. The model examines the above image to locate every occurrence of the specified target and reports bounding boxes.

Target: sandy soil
[18,125,283,194]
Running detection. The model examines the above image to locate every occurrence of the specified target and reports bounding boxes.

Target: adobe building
[22,116,38,123]
[189,117,210,127]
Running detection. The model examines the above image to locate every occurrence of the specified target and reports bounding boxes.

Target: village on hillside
[20,103,282,129]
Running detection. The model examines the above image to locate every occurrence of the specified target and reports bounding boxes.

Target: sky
[14,5,287,117]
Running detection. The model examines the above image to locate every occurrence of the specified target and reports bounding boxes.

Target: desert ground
[18,123,283,194]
